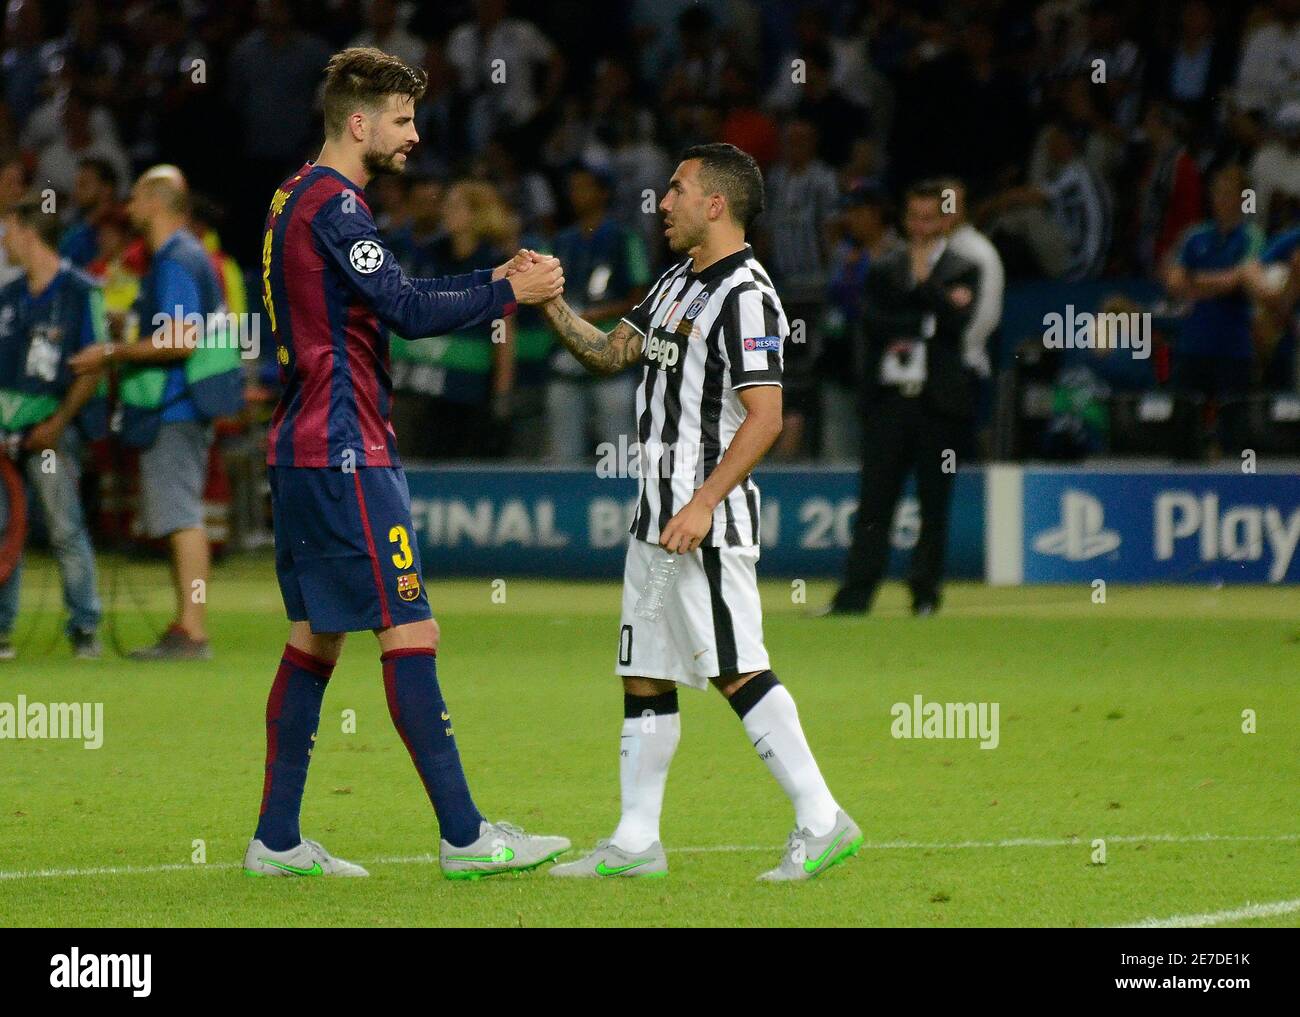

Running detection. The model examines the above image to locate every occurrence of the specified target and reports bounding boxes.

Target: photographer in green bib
[69,166,242,660]
[0,192,109,660]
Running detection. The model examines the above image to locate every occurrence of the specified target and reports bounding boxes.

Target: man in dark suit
[823,180,980,616]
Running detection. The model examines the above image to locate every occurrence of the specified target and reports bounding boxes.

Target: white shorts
[616,537,770,690]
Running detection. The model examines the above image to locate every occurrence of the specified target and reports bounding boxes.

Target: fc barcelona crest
[396,573,421,602]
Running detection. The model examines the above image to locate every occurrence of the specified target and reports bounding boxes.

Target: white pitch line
[676,832,1300,853]
[1,832,1296,881]
[0,861,233,880]
[1118,898,1300,928]
[857,832,1300,850]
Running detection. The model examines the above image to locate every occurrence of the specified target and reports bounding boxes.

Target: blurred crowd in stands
[4,0,1300,464]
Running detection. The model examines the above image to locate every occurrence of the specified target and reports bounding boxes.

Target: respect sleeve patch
[742,334,781,372]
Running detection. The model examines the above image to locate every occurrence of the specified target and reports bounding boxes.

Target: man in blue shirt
[545,162,649,459]
[0,194,107,659]
[70,165,231,660]
[1163,164,1263,452]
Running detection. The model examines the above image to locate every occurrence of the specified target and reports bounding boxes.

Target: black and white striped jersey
[618,244,787,549]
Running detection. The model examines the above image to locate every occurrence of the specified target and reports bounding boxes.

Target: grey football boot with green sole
[549,838,669,878]
[758,810,863,882]
[243,837,369,877]
[440,820,571,880]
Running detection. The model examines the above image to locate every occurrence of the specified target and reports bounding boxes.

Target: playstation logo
[1033,490,1120,561]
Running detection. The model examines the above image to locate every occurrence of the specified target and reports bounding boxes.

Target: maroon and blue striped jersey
[262,163,517,467]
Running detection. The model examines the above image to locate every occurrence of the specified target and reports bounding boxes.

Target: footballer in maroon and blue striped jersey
[247,47,569,880]
[263,163,518,470]
[261,158,520,630]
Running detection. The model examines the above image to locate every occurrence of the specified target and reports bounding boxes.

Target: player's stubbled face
[660,160,707,254]
[362,95,419,177]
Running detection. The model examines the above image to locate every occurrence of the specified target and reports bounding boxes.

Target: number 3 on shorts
[388,524,413,569]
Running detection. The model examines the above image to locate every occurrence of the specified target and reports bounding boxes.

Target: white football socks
[741,683,840,837]
[610,708,681,853]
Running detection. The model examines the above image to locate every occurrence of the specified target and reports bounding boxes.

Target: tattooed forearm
[541,297,642,375]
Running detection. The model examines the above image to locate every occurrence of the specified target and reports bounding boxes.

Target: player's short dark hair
[78,156,118,192]
[679,143,764,230]
[322,47,428,139]
[7,191,62,248]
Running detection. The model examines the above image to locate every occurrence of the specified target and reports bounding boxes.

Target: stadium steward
[69,165,243,660]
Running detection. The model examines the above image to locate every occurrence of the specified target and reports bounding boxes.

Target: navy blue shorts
[270,466,432,633]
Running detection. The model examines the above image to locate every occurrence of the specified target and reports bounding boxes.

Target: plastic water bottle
[634,552,680,621]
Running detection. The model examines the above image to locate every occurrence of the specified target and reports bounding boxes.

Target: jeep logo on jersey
[645,329,683,372]
[349,240,384,274]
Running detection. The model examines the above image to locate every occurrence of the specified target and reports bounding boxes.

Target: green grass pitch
[1,555,1297,927]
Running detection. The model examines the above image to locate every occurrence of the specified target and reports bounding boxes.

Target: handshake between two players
[248,45,859,884]
[492,247,565,305]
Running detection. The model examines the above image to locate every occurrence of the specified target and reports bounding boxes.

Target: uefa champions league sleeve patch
[349,240,384,274]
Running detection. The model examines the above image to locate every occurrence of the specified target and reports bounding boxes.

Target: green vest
[0,273,109,435]
[116,327,243,448]
[117,336,241,413]
[118,229,244,447]
[0,389,60,431]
